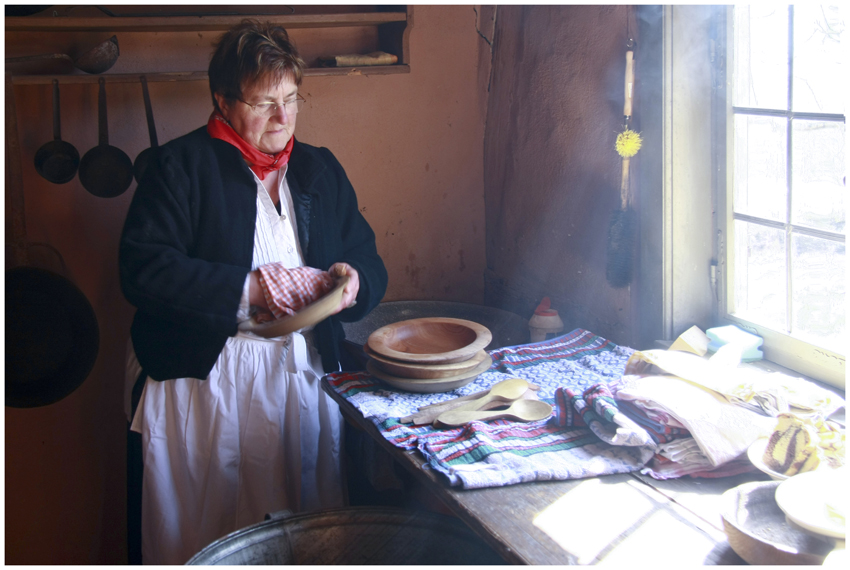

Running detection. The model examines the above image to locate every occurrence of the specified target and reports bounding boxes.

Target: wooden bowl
[364,344,489,379]
[720,481,837,565]
[367,317,492,364]
[238,275,349,339]
[367,355,493,393]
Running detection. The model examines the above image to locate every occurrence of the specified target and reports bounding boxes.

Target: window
[721,5,845,387]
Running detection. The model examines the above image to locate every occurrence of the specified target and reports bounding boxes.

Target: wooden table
[321,377,775,565]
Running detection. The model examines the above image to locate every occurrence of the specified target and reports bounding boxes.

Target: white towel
[612,374,776,467]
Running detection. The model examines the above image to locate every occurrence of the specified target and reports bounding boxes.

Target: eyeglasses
[237,94,306,118]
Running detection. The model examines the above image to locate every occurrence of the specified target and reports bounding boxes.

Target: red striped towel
[256,263,334,321]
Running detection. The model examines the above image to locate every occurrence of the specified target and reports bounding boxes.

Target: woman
[119,20,387,564]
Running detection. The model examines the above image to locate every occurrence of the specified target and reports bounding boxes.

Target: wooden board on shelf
[9,65,411,85]
[5,12,407,33]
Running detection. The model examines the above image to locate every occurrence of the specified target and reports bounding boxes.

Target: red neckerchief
[206,111,294,180]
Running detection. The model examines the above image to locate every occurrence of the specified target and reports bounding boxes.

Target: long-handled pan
[5,74,100,408]
[133,75,159,183]
[79,77,134,198]
[34,79,80,184]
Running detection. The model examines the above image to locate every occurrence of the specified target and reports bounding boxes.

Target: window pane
[734,114,787,221]
[791,120,846,233]
[792,4,845,114]
[733,220,787,330]
[792,234,845,353]
[734,5,789,109]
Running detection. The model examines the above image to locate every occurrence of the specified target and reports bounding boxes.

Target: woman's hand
[246,269,275,321]
[247,269,269,309]
[329,262,360,315]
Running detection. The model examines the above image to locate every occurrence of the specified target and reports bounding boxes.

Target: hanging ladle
[133,76,159,183]
[34,79,80,184]
[79,77,134,198]
[5,35,119,74]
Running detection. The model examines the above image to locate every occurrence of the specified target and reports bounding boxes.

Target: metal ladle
[5,35,119,74]
[34,79,80,184]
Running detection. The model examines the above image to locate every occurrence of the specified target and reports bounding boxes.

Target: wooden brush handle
[620,156,631,209]
[624,49,635,120]
[620,48,635,209]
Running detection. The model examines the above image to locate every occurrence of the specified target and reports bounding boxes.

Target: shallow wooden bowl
[364,344,488,379]
[238,275,348,339]
[366,317,492,364]
[367,355,493,393]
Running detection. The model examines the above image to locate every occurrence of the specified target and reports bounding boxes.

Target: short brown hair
[208,20,305,111]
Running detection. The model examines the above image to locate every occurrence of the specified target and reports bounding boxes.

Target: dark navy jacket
[119,126,387,379]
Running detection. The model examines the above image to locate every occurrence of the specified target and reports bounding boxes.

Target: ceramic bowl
[747,437,790,481]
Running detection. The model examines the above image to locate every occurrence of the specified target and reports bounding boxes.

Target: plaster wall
[4,5,489,563]
[483,5,638,346]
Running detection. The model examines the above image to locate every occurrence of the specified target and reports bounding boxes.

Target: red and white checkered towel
[256,263,334,321]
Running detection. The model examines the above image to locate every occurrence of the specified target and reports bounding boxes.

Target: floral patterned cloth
[326,329,658,488]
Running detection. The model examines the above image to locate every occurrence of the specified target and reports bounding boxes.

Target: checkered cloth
[257,263,334,320]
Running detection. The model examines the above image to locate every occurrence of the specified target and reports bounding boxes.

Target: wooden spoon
[448,377,529,413]
[436,399,553,427]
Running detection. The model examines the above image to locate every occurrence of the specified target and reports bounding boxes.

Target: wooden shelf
[9,65,411,85]
[6,7,412,83]
[4,12,407,33]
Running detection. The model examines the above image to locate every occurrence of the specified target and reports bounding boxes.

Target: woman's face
[215,75,298,154]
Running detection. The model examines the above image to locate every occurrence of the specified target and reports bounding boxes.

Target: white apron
[126,168,344,565]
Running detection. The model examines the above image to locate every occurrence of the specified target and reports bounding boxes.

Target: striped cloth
[257,263,334,320]
[326,329,657,488]
[616,400,689,444]
[553,383,657,448]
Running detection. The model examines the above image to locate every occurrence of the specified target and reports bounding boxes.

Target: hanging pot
[34,79,80,184]
[79,77,134,198]
[5,75,100,408]
[133,75,159,183]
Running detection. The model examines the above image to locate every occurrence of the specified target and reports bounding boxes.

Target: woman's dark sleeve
[118,146,249,336]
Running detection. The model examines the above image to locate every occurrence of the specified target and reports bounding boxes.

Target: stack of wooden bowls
[365,317,493,393]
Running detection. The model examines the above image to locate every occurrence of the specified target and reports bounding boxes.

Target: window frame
[655,5,845,389]
[715,5,846,388]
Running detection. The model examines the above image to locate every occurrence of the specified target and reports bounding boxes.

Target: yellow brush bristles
[616,129,642,158]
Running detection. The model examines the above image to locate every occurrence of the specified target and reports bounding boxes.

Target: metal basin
[187,507,506,565]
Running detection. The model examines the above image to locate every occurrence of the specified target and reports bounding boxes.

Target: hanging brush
[605,39,642,288]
